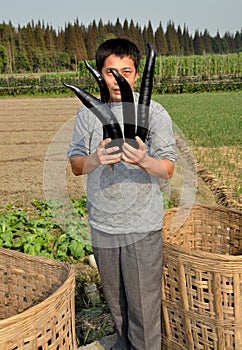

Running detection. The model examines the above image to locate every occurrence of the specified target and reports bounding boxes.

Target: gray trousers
[92,230,162,350]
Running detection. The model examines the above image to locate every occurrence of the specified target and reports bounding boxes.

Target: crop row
[0,53,241,96]
[0,74,241,96]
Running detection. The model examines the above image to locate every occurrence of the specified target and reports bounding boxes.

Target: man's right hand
[95,138,122,166]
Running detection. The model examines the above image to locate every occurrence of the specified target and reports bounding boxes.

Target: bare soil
[0,97,83,207]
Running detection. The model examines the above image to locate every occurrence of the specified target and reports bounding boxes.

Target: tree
[64,20,87,68]
[114,18,124,38]
[44,24,57,71]
[193,30,205,55]
[177,25,184,54]
[165,21,180,55]
[203,29,213,54]
[0,22,17,72]
[234,30,242,52]
[224,32,236,53]
[15,51,30,72]
[0,44,7,73]
[154,22,168,55]
[56,51,70,70]
[183,25,194,55]
[212,31,223,54]
[143,20,155,47]
[0,19,241,73]
[85,20,99,59]
[19,23,37,69]
[123,18,129,38]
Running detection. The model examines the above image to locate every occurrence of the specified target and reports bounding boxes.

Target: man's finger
[101,138,112,146]
[135,136,144,147]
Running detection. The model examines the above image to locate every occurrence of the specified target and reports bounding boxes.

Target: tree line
[0,18,241,74]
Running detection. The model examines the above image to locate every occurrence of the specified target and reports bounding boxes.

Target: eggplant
[110,68,138,149]
[84,60,110,103]
[64,83,123,151]
[137,43,156,142]
[84,60,110,139]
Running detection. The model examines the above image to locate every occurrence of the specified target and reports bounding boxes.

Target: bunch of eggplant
[64,43,156,150]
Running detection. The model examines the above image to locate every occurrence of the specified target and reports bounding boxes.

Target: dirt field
[0,97,216,209]
[0,97,82,207]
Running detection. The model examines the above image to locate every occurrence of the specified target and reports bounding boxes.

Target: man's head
[95,38,141,102]
[96,38,141,72]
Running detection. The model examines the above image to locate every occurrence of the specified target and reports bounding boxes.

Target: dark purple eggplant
[64,83,123,151]
[137,43,156,142]
[84,60,110,139]
[84,60,110,103]
[110,68,138,149]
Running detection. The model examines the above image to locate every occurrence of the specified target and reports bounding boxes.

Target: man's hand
[70,138,121,176]
[95,138,122,166]
[121,136,174,178]
[121,136,147,165]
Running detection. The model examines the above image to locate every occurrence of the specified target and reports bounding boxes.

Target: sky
[1,0,241,36]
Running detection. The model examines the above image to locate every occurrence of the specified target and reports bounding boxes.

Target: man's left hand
[121,136,147,166]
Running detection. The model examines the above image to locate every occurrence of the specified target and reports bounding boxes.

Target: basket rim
[0,247,70,269]
[0,248,75,329]
[163,204,242,262]
[164,203,242,215]
[163,240,242,263]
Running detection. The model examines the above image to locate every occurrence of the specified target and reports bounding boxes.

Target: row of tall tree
[0,18,241,73]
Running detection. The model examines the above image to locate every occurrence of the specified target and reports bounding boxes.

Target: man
[68,38,176,350]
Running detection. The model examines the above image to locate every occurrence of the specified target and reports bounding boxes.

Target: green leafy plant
[0,197,92,261]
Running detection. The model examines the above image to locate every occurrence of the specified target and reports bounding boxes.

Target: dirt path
[0,97,216,208]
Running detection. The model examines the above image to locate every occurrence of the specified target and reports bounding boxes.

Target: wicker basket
[0,248,76,350]
[162,205,242,350]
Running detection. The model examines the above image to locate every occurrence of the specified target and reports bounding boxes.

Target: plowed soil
[1,97,83,207]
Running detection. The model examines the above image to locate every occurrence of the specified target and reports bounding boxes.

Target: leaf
[1,230,13,247]
[69,240,85,259]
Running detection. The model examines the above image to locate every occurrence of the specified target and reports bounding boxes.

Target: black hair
[95,38,141,72]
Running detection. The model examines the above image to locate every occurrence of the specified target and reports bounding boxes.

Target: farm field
[0,92,241,211]
[155,91,241,210]
[0,97,82,207]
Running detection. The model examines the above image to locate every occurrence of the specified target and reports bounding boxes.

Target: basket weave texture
[0,248,76,350]
[162,205,242,350]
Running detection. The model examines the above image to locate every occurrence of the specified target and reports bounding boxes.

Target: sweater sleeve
[147,100,177,163]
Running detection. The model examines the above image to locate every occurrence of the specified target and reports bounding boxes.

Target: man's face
[101,54,139,102]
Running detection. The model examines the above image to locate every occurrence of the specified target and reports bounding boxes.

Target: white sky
[1,0,241,36]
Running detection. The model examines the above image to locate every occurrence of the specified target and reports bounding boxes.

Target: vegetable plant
[0,197,92,261]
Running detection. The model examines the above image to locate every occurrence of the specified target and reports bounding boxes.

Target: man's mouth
[113,88,121,94]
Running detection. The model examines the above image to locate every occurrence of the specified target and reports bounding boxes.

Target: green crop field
[154,91,242,206]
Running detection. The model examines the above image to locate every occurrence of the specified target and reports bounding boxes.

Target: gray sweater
[68,93,176,236]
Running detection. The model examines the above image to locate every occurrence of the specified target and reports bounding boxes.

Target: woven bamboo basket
[162,205,242,350]
[0,248,76,350]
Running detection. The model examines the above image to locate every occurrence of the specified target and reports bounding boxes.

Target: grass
[154,91,241,146]
[154,91,242,204]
